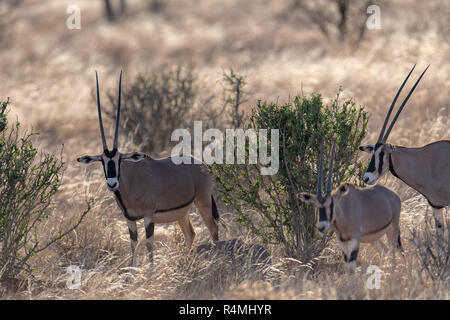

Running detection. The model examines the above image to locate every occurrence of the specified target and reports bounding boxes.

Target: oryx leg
[194,196,219,242]
[144,216,155,268]
[178,214,196,251]
[126,219,138,269]
[431,207,445,257]
[338,239,349,263]
[386,222,402,267]
[347,238,360,272]
[432,207,445,230]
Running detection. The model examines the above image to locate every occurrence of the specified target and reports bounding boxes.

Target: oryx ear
[359,145,374,153]
[297,192,317,204]
[77,155,102,164]
[121,152,146,162]
[335,183,349,198]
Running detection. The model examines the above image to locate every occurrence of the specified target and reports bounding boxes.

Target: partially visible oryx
[297,141,402,271]
[359,64,450,229]
[77,71,220,270]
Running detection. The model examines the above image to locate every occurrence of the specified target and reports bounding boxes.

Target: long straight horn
[382,65,429,142]
[377,64,416,142]
[96,71,108,151]
[326,141,336,195]
[113,70,122,150]
[317,140,324,197]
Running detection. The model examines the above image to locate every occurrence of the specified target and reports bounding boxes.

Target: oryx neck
[389,147,428,198]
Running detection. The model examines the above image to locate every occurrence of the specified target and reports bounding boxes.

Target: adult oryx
[77,71,220,269]
[359,65,450,229]
[297,141,402,271]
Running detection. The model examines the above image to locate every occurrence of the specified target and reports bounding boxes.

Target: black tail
[211,196,219,220]
[397,233,402,250]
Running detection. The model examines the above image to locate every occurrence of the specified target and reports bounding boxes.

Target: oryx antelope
[297,141,402,271]
[359,64,450,229]
[77,72,220,269]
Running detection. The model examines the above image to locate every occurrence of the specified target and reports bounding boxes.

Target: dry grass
[0,0,448,299]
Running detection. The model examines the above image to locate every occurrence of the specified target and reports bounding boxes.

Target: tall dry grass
[0,0,448,299]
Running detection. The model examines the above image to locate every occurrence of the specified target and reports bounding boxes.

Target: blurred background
[0,0,448,299]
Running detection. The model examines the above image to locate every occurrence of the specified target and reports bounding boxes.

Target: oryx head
[77,71,146,191]
[359,64,429,185]
[297,141,346,233]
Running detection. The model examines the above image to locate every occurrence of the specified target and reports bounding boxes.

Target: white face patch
[363,172,378,185]
[317,220,331,233]
[106,177,119,191]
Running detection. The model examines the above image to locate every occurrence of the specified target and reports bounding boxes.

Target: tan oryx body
[359,64,449,228]
[77,72,219,270]
[297,142,402,271]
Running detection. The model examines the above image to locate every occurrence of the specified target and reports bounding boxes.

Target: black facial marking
[367,143,383,173]
[145,222,155,239]
[104,148,117,158]
[349,249,359,262]
[129,228,138,242]
[367,155,376,173]
[329,199,334,221]
[107,160,116,178]
[378,150,384,175]
[319,207,327,222]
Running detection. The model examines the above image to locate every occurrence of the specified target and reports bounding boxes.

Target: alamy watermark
[366,5,381,30]
[66,5,81,30]
[171,121,279,175]
[66,265,81,289]
[366,265,382,289]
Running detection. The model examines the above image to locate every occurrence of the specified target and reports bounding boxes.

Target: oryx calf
[77,72,220,270]
[359,64,449,229]
[297,142,402,271]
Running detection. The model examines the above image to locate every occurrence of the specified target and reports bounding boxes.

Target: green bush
[209,90,368,263]
[0,99,64,278]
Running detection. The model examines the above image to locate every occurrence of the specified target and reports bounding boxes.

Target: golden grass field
[0,0,448,299]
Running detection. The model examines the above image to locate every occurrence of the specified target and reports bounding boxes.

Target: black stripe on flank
[389,154,445,210]
[427,199,444,210]
[155,195,196,213]
[349,249,358,262]
[129,228,137,242]
[145,223,154,239]
[366,220,392,236]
